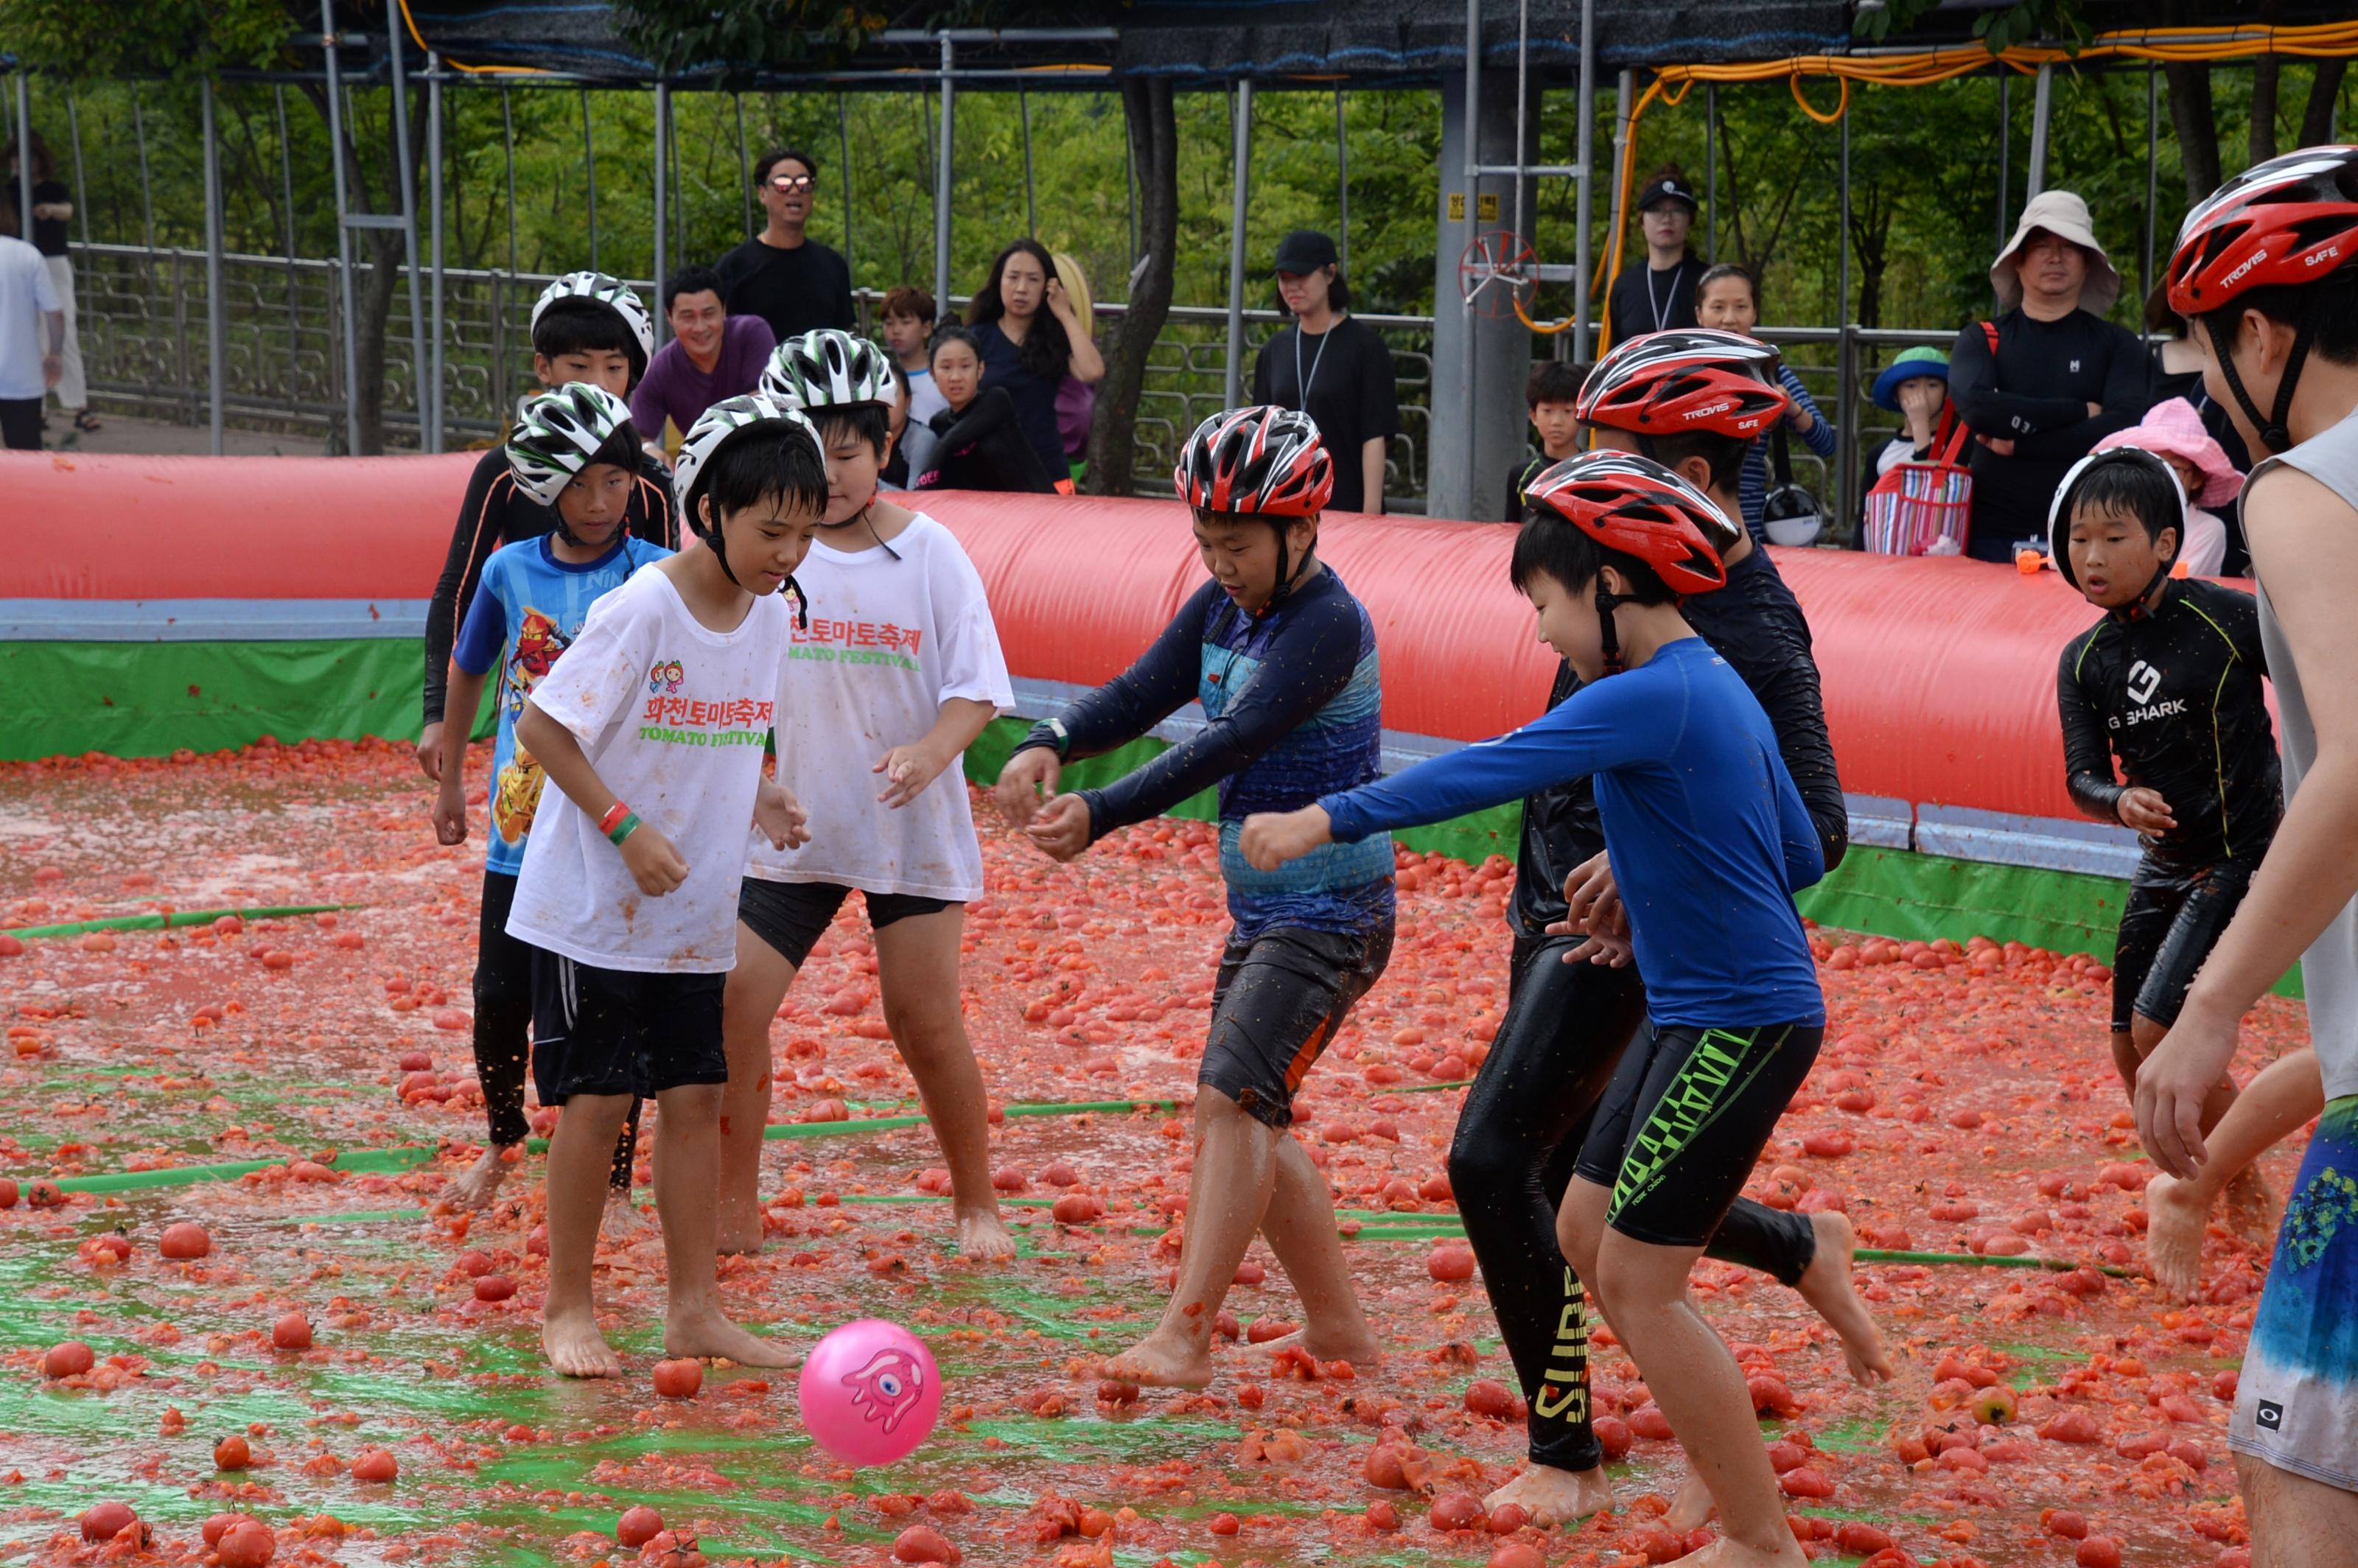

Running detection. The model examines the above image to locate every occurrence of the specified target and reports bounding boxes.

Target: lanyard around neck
[1645,265,1680,334]
[1295,320,1335,407]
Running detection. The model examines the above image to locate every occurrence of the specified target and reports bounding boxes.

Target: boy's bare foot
[1099,1329,1215,1390]
[1253,1323,1385,1368]
[956,1207,1018,1262]
[664,1307,795,1368]
[1485,1463,1613,1527]
[603,1187,651,1238]
[543,1306,622,1379]
[1667,1469,1715,1531]
[2222,1165,2276,1245]
[1794,1211,1893,1385]
[446,1143,519,1212]
[2143,1172,2208,1299]
[1668,1533,1808,1568]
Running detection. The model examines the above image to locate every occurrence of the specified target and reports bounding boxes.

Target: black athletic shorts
[529,952,728,1102]
[737,878,956,969]
[2112,858,2254,1035]
[1200,924,1394,1130]
[1575,1019,1825,1250]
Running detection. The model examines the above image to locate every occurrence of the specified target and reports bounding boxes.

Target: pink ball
[797,1319,942,1465]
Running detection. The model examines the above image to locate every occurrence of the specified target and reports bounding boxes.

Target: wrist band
[596,801,630,838]
[606,812,643,847]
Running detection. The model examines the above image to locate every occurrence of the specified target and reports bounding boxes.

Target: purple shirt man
[630,265,777,446]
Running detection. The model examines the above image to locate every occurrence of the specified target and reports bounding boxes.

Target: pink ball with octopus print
[797,1319,942,1464]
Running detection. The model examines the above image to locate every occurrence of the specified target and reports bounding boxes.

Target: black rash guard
[2057,577,2281,871]
[1510,545,1848,937]
[424,446,676,727]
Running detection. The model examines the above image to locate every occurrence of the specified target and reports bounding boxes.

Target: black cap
[1637,176,1699,214]
[1272,229,1340,276]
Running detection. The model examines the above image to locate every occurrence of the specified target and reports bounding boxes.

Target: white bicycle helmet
[531,271,655,379]
[760,328,895,409]
[506,382,636,508]
[673,393,822,615]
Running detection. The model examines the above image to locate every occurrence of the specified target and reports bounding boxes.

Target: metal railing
[68,239,1956,533]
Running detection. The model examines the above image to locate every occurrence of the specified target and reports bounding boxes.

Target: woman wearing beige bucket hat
[1947,189,2149,561]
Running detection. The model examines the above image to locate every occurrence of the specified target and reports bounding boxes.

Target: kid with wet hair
[2051,447,2281,1231]
[507,393,824,1379]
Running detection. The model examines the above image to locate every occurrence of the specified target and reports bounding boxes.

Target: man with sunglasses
[715,148,856,344]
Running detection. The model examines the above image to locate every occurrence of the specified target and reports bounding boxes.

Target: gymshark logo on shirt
[2112,659,2187,728]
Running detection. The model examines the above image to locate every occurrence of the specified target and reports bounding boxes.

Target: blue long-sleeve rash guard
[1017,569,1393,944]
[1321,637,1825,1028]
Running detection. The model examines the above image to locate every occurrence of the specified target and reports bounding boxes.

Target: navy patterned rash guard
[1016,568,1394,943]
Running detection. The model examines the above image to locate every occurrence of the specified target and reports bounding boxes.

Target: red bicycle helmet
[1577,329,1790,441]
[1175,405,1335,517]
[2166,145,2358,452]
[1522,451,1738,595]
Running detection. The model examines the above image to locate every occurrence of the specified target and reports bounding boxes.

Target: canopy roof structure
[405,0,2358,87]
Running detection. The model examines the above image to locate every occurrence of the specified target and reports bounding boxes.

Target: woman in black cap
[1603,164,1708,348]
[1251,229,1400,514]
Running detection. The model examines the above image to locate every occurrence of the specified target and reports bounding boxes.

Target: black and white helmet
[506,382,635,508]
[674,392,822,537]
[531,270,656,377]
[760,329,895,410]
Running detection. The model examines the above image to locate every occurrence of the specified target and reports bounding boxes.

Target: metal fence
[71,239,1948,531]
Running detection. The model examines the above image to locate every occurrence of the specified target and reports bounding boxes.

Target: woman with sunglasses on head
[713,148,855,345]
[967,240,1104,492]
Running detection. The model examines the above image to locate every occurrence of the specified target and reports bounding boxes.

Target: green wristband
[606,812,643,847]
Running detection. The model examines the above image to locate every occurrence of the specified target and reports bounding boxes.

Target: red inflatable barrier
[5,452,2130,825]
[1,452,476,601]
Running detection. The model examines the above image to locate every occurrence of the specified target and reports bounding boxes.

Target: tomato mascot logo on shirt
[648,658,687,696]
[839,1346,927,1435]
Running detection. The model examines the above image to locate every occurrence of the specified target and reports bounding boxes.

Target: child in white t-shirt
[508,393,825,1379]
[726,329,1017,1259]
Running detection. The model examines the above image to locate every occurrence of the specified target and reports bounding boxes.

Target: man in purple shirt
[629,265,777,458]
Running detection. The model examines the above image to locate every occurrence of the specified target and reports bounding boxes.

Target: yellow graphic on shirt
[492,742,547,846]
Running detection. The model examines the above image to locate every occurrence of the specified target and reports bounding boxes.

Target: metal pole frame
[501,86,519,273]
[1223,80,1253,410]
[132,84,157,253]
[385,0,430,452]
[276,85,301,407]
[1020,88,1038,239]
[2026,60,2054,202]
[653,80,668,346]
[1836,99,1854,541]
[1460,0,1480,508]
[582,89,599,275]
[933,35,954,322]
[1704,85,1717,264]
[66,88,91,248]
[13,73,32,282]
[736,94,753,242]
[1996,74,2012,251]
[1573,0,1595,360]
[321,0,363,449]
[200,77,226,455]
[428,52,445,452]
[1335,88,1349,278]
[836,94,854,293]
[1124,96,1139,267]
[2142,66,2158,312]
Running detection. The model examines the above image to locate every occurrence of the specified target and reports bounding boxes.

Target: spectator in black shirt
[965,239,1103,489]
[1603,166,1707,349]
[1948,189,2144,561]
[1505,360,1584,520]
[1251,229,1399,514]
[3,135,88,433]
[713,147,854,345]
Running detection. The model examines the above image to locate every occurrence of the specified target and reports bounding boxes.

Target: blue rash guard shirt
[1320,636,1825,1028]
[1018,568,1393,944]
